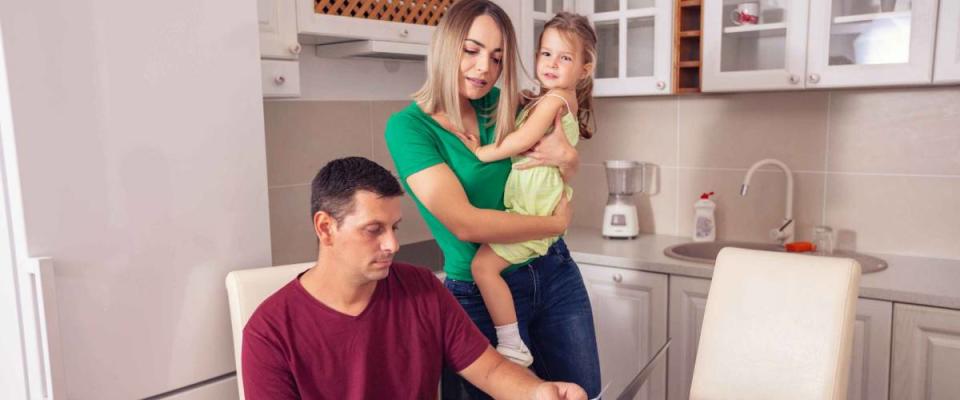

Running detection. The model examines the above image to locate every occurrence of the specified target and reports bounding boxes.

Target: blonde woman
[384,1,601,398]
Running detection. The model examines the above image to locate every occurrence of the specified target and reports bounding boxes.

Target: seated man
[242,157,587,400]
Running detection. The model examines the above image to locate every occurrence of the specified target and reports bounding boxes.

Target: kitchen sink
[663,241,888,274]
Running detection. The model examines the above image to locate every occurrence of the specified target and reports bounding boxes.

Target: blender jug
[603,161,644,238]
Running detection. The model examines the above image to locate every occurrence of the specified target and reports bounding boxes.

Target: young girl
[464,11,597,367]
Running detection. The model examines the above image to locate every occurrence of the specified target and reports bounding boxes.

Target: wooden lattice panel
[315,0,457,26]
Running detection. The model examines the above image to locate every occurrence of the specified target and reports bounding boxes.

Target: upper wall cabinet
[934,0,960,83]
[806,0,939,88]
[577,0,675,96]
[259,0,301,98]
[704,0,940,92]
[703,0,810,91]
[259,0,302,60]
[296,0,437,45]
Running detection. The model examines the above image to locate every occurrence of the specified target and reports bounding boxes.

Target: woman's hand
[551,195,572,234]
[514,112,579,181]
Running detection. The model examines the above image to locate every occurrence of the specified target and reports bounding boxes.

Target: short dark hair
[310,157,404,225]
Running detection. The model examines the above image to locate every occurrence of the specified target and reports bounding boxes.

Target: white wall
[0,0,272,398]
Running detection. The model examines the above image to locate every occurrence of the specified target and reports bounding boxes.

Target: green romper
[489,93,580,264]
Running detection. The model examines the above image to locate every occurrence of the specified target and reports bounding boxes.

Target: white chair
[690,247,861,400]
[225,262,313,400]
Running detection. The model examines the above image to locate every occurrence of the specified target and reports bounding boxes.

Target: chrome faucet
[740,158,795,244]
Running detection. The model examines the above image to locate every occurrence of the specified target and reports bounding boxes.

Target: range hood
[314,40,427,61]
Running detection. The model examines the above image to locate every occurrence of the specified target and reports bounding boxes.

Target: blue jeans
[441,239,601,399]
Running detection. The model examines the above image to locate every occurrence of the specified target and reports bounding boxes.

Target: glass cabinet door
[806,0,939,88]
[584,0,674,96]
[934,0,960,83]
[520,0,575,91]
[703,0,810,92]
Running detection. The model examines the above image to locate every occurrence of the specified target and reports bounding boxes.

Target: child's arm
[472,95,568,163]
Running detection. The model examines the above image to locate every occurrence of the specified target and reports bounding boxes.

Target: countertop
[563,227,960,310]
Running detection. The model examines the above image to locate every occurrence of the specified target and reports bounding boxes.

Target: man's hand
[531,382,588,400]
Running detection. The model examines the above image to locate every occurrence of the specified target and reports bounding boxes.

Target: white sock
[495,322,523,349]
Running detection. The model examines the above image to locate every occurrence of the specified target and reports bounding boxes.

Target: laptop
[591,338,672,400]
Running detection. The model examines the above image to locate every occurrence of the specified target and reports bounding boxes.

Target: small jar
[813,225,834,255]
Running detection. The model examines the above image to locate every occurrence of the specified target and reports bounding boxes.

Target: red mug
[731,3,760,25]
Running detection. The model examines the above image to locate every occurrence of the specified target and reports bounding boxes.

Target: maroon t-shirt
[241,263,489,400]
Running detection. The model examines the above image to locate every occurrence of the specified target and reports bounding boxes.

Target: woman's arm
[469,96,566,163]
[514,113,579,181]
[405,163,571,243]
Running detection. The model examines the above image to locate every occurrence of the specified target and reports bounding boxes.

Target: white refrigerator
[0,0,272,398]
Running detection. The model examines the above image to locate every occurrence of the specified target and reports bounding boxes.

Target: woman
[384,1,601,398]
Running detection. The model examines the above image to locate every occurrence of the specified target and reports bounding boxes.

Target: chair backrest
[225,262,313,400]
[689,248,861,400]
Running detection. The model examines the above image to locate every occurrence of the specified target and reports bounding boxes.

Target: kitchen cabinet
[573,0,675,96]
[258,0,300,98]
[260,59,301,98]
[891,303,960,400]
[806,0,939,88]
[665,274,891,400]
[704,0,940,92]
[848,298,892,400]
[296,0,436,45]
[703,0,810,92]
[258,0,301,60]
[579,263,668,400]
[666,276,710,400]
[934,0,960,83]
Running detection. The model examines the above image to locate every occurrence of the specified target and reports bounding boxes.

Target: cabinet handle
[288,43,302,55]
[789,74,801,84]
[399,28,409,37]
[808,73,821,84]
[274,74,286,85]
[612,273,623,283]
[656,81,666,90]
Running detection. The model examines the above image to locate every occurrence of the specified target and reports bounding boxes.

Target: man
[242,157,587,400]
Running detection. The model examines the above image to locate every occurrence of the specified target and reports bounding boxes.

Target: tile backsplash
[264,85,960,264]
[575,86,960,260]
[263,99,428,265]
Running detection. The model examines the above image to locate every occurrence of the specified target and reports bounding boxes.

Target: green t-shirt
[385,88,525,281]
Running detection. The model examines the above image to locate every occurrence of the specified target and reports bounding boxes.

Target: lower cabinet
[665,275,892,400]
[579,263,668,400]
[891,304,960,400]
[666,276,710,400]
[849,298,892,400]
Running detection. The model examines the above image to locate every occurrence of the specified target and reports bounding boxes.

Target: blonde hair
[413,0,519,141]
[525,11,598,139]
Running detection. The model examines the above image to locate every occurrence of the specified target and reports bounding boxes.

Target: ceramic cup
[731,2,760,25]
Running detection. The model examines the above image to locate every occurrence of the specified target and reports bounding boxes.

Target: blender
[603,160,644,239]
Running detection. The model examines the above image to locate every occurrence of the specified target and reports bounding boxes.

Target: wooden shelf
[674,0,703,94]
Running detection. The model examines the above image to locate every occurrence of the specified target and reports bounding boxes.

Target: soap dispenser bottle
[693,192,716,242]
